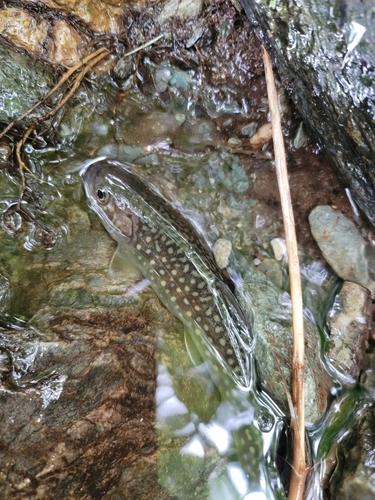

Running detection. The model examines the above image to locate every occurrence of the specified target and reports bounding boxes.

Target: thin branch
[120,32,167,57]
[262,46,308,500]
[0,47,108,140]
[0,33,168,141]
[14,49,110,206]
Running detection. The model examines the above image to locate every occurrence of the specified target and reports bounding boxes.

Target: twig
[14,49,110,206]
[30,50,110,128]
[0,47,108,140]
[120,32,167,57]
[8,33,167,206]
[262,46,308,499]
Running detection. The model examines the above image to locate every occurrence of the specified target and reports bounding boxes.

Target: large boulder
[240,0,375,228]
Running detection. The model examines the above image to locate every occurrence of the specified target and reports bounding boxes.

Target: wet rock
[241,268,331,423]
[0,198,178,499]
[240,0,375,230]
[186,25,204,48]
[159,0,203,24]
[327,281,371,383]
[47,21,84,67]
[329,404,375,500]
[241,122,258,137]
[0,312,175,500]
[0,45,56,125]
[360,353,375,400]
[0,8,48,54]
[257,258,283,289]
[309,206,375,293]
[37,0,126,33]
[293,122,309,149]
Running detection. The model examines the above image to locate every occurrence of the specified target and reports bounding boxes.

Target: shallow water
[0,5,373,498]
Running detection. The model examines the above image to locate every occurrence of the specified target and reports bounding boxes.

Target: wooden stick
[262,46,307,499]
[0,47,108,140]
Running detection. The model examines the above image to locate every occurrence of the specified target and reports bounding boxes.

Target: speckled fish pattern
[84,159,253,388]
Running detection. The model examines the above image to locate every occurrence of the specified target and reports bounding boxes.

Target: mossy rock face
[240,0,375,229]
[0,45,56,125]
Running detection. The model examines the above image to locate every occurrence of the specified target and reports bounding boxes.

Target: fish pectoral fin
[109,246,140,281]
[184,327,204,367]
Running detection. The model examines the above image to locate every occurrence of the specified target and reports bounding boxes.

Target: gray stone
[327,281,371,383]
[257,258,283,289]
[309,206,375,293]
[241,122,258,137]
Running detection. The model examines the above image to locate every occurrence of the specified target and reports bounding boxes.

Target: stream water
[0,4,373,499]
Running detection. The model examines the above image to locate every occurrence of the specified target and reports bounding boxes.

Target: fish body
[83,159,253,388]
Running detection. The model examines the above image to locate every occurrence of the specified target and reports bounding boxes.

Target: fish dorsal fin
[109,246,140,281]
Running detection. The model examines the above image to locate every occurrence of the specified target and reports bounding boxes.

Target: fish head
[83,159,139,247]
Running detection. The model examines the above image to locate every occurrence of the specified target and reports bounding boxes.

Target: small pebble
[213,238,232,269]
[270,238,287,261]
[241,122,258,137]
[293,121,308,149]
[249,123,272,146]
[227,137,242,146]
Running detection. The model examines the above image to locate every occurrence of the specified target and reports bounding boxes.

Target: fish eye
[97,188,108,204]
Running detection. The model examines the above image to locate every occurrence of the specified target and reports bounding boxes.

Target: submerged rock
[309,206,375,293]
[0,311,173,500]
[0,200,179,499]
[327,281,371,383]
[0,45,55,125]
[213,238,232,269]
[329,404,375,500]
[242,268,331,423]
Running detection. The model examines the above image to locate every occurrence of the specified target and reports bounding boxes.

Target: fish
[83,159,254,388]
[83,159,289,498]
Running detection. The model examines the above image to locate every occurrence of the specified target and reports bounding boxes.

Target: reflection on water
[156,357,286,499]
